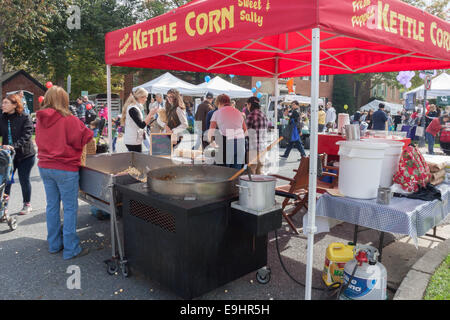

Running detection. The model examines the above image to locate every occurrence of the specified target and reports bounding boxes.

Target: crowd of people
[350,103,449,155]
[1,83,449,262]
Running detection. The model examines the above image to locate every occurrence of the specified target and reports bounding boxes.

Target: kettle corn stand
[104,0,450,299]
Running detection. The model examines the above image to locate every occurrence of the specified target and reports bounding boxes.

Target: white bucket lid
[336,140,389,150]
[369,138,404,147]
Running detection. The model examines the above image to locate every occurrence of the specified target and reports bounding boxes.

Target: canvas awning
[196,76,252,98]
[405,72,450,99]
[133,72,204,96]
[281,94,324,106]
[106,0,450,76]
[104,0,450,300]
[360,99,404,114]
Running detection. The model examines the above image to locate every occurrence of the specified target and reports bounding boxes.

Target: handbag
[393,144,431,193]
[290,119,300,142]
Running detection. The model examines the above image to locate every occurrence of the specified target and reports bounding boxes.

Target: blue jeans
[425,132,435,154]
[112,137,117,152]
[39,168,81,259]
[5,155,35,203]
[283,140,306,158]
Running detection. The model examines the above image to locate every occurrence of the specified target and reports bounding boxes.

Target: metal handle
[236,184,251,196]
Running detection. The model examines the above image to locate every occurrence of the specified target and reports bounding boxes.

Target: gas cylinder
[340,245,387,300]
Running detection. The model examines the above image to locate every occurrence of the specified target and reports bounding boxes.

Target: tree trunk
[0,44,3,101]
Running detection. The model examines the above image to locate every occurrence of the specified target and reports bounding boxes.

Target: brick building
[251,75,334,104]
[1,70,46,113]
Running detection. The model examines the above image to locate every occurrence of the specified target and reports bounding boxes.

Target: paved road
[0,136,448,300]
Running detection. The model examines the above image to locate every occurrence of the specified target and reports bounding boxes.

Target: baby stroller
[0,149,17,231]
[439,126,450,156]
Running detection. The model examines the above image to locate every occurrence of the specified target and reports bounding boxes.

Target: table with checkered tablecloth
[316,184,450,248]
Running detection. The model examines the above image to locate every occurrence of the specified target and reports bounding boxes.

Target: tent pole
[106,64,112,155]
[274,57,279,129]
[305,27,320,300]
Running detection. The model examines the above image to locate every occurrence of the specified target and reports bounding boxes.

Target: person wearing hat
[194,92,214,150]
[372,103,388,130]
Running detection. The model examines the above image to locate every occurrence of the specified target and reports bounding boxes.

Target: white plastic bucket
[338,113,350,134]
[370,139,404,187]
[337,141,388,199]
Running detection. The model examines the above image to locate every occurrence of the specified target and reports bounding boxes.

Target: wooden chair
[271,154,339,234]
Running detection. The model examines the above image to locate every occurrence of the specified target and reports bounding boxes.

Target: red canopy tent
[104,0,450,299]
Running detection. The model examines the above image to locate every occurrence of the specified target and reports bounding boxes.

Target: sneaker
[19,203,32,215]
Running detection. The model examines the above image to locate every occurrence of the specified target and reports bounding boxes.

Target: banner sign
[405,92,416,111]
[437,96,450,107]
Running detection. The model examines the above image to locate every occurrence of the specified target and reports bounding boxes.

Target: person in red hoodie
[35,86,93,260]
[425,112,449,155]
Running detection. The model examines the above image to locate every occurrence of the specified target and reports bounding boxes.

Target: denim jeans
[283,140,306,158]
[112,137,117,152]
[39,167,81,259]
[425,132,435,154]
[5,155,35,203]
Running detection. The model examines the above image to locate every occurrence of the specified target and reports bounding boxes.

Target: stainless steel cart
[78,152,177,276]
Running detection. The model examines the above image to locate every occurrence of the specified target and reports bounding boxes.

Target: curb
[394,237,450,300]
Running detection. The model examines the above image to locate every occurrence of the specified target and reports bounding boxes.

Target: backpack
[85,109,96,124]
[393,144,431,193]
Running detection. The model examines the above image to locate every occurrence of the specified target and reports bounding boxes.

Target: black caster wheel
[256,267,271,284]
[121,263,130,278]
[105,260,119,275]
[7,217,17,231]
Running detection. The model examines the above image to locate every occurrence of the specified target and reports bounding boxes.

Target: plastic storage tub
[370,139,404,187]
[337,140,388,199]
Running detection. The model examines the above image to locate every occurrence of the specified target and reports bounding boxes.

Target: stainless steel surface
[79,152,176,203]
[238,175,276,211]
[344,124,361,141]
[231,201,282,216]
[377,187,392,205]
[146,164,239,200]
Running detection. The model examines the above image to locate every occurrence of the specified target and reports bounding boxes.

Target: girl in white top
[121,88,157,152]
[156,88,188,145]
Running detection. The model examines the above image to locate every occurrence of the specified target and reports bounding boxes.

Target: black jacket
[0,112,36,162]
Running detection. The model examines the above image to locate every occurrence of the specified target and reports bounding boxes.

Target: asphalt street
[0,136,448,300]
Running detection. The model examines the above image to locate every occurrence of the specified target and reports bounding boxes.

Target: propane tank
[340,245,387,300]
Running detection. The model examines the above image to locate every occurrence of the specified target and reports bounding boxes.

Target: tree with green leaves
[332,75,356,115]
[4,0,141,99]
[402,0,449,20]
[0,0,57,100]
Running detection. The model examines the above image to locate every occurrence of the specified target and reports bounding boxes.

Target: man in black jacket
[280,101,306,160]
[194,92,214,150]
[372,103,388,130]
[0,94,36,215]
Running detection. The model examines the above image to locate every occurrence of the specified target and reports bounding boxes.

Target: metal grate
[129,199,176,233]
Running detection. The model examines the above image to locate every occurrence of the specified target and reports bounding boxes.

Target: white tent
[197,76,252,98]
[404,72,450,99]
[281,94,324,106]
[133,72,203,96]
[360,99,404,115]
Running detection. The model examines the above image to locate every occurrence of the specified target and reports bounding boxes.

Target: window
[300,76,311,80]
[319,75,329,82]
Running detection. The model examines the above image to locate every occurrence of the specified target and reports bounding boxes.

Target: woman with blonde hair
[0,93,36,215]
[156,88,188,145]
[121,87,157,152]
[35,85,93,260]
